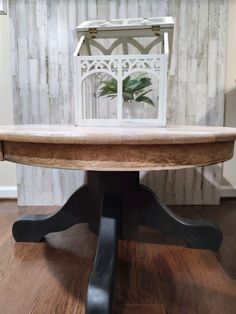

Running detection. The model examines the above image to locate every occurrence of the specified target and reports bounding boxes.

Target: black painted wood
[86,195,120,314]
[86,171,140,238]
[12,185,90,242]
[12,171,224,313]
[139,184,223,250]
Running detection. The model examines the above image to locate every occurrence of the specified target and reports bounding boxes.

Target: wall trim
[0,186,17,198]
[220,185,236,198]
[0,184,234,200]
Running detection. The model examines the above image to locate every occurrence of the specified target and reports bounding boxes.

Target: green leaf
[123,91,134,101]
[98,78,118,97]
[137,77,152,90]
[135,89,152,98]
[98,74,154,106]
[125,77,152,93]
[98,87,116,97]
[102,79,117,92]
[135,95,154,106]
[122,76,131,89]
[140,77,151,84]
[125,79,142,92]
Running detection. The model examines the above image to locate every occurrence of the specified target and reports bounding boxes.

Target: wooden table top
[1,125,236,171]
[0,124,236,144]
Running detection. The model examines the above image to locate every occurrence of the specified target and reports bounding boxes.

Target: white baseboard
[220,185,236,198]
[0,186,17,198]
[0,185,234,200]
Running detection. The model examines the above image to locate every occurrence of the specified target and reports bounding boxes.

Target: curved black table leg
[12,185,90,242]
[86,195,120,314]
[139,185,223,250]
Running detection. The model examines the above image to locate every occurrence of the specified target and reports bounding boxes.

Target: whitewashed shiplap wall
[9,0,228,205]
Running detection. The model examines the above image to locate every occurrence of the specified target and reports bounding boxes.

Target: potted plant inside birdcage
[98,74,156,119]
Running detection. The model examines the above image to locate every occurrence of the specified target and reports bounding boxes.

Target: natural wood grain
[0,125,236,145]
[0,200,236,314]
[152,246,236,314]
[117,304,165,314]
[9,0,228,205]
[2,140,234,171]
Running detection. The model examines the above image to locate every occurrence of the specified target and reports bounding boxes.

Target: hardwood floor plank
[155,246,236,314]
[115,241,162,306]
[117,304,165,314]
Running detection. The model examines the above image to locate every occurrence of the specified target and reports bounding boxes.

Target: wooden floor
[0,200,236,314]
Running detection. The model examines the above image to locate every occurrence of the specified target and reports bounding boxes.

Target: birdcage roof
[76,17,174,39]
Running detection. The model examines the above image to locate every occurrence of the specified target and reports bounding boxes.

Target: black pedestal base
[12,171,223,314]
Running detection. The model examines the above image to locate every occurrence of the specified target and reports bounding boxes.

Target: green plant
[98,74,154,106]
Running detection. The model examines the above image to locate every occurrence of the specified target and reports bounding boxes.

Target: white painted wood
[0,186,17,199]
[220,185,236,198]
[0,0,7,15]
[75,54,167,126]
[8,0,228,205]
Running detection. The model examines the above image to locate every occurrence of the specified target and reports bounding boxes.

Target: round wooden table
[1,124,236,314]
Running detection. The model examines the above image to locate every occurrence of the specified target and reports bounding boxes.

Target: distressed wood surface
[1,125,235,170]
[2,140,234,171]
[9,0,228,205]
[0,125,236,144]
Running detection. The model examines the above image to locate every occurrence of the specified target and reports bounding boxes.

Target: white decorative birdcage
[74,17,174,127]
